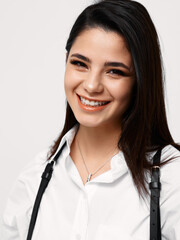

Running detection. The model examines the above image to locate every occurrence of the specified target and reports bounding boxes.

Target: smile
[77,94,111,112]
[79,96,109,106]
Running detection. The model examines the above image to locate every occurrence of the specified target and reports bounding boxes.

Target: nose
[83,70,104,94]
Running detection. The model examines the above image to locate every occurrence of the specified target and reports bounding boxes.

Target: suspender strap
[26,143,162,240]
[149,149,162,240]
[26,141,67,240]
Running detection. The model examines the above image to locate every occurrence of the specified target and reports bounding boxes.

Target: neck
[74,123,121,164]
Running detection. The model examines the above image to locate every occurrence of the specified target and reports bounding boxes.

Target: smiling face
[64,28,135,129]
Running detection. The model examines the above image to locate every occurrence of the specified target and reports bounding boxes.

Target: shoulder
[158,144,180,207]
[7,147,50,197]
[10,148,51,202]
[158,145,180,237]
[17,148,50,182]
[2,149,50,230]
[160,144,180,183]
[161,144,180,163]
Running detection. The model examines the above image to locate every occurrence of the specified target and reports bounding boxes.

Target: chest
[30,169,150,240]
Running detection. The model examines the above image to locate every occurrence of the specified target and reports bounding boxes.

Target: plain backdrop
[0,0,180,230]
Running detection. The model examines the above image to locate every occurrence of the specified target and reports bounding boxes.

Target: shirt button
[76,233,81,240]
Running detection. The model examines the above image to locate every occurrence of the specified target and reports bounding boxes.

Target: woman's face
[64,28,135,128]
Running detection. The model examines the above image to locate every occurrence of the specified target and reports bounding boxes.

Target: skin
[64,28,135,181]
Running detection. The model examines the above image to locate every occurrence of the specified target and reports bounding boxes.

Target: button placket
[80,192,89,239]
[71,191,89,240]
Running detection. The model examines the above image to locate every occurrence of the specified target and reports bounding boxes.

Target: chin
[76,119,100,128]
[75,116,110,129]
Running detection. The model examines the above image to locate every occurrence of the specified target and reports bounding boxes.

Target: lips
[77,94,110,103]
[76,94,111,112]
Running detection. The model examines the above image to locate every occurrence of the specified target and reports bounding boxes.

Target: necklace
[76,139,119,183]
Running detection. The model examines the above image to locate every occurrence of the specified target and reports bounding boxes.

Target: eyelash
[70,60,87,68]
[108,69,126,76]
[70,60,126,76]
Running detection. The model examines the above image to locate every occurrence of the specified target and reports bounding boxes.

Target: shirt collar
[51,123,79,161]
[54,124,129,184]
[88,150,129,184]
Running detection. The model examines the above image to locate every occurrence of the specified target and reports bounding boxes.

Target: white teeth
[80,96,108,106]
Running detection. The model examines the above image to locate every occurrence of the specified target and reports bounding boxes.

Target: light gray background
[0,0,180,229]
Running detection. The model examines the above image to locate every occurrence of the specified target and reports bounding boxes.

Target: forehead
[69,28,132,64]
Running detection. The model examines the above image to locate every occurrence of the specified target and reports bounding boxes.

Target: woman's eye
[108,69,126,76]
[70,60,87,68]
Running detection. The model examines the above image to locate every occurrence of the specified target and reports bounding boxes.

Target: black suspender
[26,145,162,240]
[149,149,162,240]
[26,141,67,240]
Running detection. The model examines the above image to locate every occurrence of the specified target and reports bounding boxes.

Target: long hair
[48,0,180,196]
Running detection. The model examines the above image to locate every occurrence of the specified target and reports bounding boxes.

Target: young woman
[2,0,180,239]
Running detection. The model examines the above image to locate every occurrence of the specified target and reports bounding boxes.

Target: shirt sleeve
[1,178,32,240]
[1,150,48,240]
[160,145,180,239]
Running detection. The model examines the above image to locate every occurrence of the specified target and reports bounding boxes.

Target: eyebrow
[70,53,130,71]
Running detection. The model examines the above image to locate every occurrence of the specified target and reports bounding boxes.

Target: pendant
[86,173,92,183]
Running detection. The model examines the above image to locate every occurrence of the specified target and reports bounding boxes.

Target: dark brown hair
[48,0,180,196]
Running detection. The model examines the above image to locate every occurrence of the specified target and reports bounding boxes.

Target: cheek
[64,67,80,95]
[111,81,134,103]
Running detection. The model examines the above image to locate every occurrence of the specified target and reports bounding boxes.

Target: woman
[2,0,180,239]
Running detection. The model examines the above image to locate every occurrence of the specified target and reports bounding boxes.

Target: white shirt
[2,124,180,240]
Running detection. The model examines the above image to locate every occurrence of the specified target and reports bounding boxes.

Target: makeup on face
[64,28,135,127]
[76,93,111,112]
